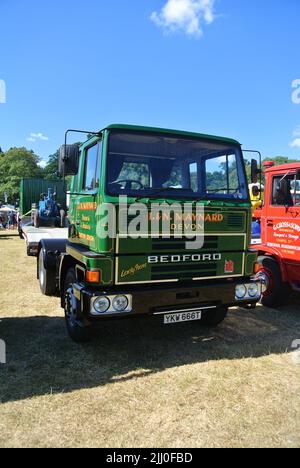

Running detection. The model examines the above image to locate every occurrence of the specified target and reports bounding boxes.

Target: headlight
[236,284,247,300]
[112,295,129,312]
[248,283,259,298]
[93,297,110,314]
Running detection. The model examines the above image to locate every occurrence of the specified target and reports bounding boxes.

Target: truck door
[267,172,300,282]
[75,140,102,251]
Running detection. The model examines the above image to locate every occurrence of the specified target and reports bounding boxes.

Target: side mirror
[275,179,289,200]
[252,186,260,197]
[251,159,260,184]
[59,144,80,176]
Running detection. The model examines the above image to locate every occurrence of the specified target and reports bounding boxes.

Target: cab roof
[264,163,300,174]
[101,124,241,147]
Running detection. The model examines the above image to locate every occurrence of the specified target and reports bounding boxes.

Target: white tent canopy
[0,206,17,213]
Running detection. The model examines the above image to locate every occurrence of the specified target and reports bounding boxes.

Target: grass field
[0,231,300,448]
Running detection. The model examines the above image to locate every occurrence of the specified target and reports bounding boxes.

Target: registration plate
[164,311,202,325]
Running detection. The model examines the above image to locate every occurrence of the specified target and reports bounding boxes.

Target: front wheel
[64,268,92,343]
[200,307,228,327]
[257,256,288,308]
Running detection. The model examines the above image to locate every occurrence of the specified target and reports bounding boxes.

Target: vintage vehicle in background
[33,188,66,228]
[36,124,262,342]
[18,179,68,256]
[254,161,300,306]
[19,178,66,219]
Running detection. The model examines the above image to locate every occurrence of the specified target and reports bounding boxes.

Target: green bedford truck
[37,124,261,342]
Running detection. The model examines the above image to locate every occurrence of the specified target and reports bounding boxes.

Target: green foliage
[118,162,150,186]
[43,142,82,186]
[263,156,299,166]
[243,156,300,185]
[0,147,43,203]
[43,150,60,180]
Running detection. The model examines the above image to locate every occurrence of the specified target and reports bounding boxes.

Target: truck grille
[152,236,218,252]
[227,214,245,229]
[151,263,217,281]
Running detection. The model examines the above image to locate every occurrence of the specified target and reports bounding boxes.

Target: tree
[263,156,299,166]
[43,150,60,180]
[243,156,299,185]
[0,147,43,203]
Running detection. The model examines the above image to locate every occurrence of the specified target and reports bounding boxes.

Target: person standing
[8,211,15,230]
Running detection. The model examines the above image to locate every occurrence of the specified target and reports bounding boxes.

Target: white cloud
[26,132,49,143]
[290,127,300,148]
[151,0,216,38]
[39,160,47,168]
[291,138,300,149]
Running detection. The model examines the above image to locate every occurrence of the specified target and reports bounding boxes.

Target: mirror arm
[63,129,101,195]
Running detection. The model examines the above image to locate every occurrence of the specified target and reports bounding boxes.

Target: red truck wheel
[257,256,287,308]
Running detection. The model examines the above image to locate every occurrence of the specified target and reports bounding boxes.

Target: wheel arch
[59,254,77,297]
[37,239,68,280]
[257,247,288,283]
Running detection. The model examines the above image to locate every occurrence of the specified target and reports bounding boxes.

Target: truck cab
[37,124,261,342]
[255,162,300,306]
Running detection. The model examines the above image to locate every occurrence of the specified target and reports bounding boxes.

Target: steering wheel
[112,179,145,190]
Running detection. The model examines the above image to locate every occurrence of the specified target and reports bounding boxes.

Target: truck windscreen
[106,132,248,201]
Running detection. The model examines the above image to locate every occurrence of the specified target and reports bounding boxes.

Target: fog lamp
[94,297,110,314]
[248,283,260,298]
[236,284,247,300]
[112,295,129,312]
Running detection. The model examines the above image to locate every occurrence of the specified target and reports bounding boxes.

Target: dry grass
[0,230,300,448]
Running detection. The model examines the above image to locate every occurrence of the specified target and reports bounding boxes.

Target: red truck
[254,161,300,307]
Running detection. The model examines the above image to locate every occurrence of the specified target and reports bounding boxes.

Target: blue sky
[0,0,300,166]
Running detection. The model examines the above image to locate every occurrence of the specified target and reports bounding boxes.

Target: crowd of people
[0,211,18,230]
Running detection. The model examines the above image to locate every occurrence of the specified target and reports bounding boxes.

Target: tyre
[257,256,288,308]
[64,268,92,343]
[34,212,40,228]
[200,306,228,327]
[38,249,57,296]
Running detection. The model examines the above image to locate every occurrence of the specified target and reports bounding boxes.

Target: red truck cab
[255,162,300,306]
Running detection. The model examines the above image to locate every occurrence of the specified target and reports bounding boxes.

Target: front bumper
[73,278,261,321]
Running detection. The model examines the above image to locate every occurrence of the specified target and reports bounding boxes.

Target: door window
[82,142,102,191]
[272,175,300,206]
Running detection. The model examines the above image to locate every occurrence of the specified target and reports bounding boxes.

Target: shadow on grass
[0,233,19,239]
[0,304,299,404]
